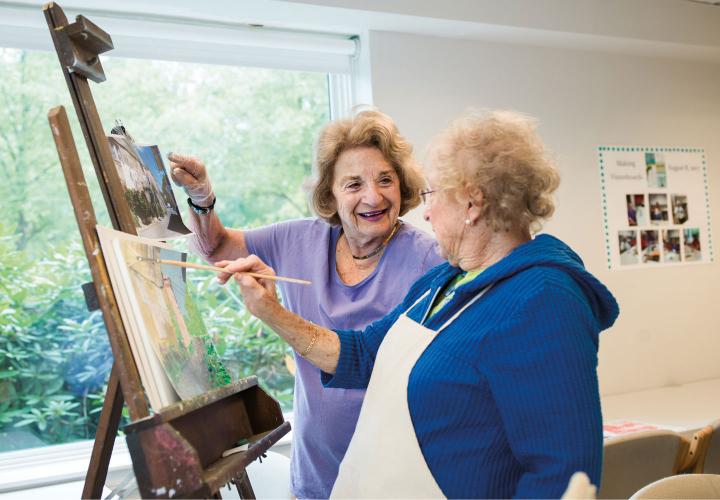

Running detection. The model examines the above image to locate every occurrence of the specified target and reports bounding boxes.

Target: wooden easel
[44,3,290,497]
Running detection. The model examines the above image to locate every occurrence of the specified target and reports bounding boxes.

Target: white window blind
[0,2,358,74]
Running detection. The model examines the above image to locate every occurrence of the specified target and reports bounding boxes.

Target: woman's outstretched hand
[217,255,340,374]
[215,255,279,318]
[168,153,215,207]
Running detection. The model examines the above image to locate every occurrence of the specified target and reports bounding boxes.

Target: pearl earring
[465,219,471,225]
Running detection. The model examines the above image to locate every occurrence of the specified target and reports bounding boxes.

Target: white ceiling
[5,0,720,62]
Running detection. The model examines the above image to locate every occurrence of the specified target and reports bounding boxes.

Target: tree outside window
[0,48,329,452]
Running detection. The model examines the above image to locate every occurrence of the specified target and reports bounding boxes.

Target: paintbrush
[135,257,312,285]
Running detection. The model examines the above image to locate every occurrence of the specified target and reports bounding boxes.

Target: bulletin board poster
[599,146,714,270]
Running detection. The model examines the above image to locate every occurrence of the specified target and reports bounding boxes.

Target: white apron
[331,286,490,499]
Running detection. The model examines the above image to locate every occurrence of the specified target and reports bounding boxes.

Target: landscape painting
[97,226,230,408]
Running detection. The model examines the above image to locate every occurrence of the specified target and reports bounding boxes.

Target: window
[0,6,356,458]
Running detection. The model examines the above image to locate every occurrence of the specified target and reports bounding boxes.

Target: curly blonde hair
[428,109,560,234]
[305,109,424,226]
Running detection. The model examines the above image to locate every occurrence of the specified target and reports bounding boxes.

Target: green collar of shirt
[428,267,485,319]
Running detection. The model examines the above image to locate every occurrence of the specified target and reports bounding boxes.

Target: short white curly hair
[427,109,560,234]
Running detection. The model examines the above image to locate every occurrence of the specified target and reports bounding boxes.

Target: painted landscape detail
[108,134,190,240]
[119,237,230,399]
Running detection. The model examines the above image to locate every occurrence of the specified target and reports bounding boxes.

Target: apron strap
[407,288,431,313]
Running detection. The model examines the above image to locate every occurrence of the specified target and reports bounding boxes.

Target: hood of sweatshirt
[430,234,619,331]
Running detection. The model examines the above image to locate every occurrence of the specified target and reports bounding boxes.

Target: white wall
[367,31,720,396]
[291,0,720,48]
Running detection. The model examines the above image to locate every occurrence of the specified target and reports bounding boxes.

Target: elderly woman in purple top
[168,109,443,499]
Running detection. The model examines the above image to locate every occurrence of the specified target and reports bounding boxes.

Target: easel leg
[82,365,124,499]
[234,470,256,499]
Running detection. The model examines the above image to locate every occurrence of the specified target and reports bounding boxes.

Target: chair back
[629,473,720,499]
[598,430,689,499]
[694,419,720,474]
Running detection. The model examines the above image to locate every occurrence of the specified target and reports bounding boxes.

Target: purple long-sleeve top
[244,218,442,498]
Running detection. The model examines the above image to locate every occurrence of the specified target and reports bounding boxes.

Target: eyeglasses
[420,188,438,205]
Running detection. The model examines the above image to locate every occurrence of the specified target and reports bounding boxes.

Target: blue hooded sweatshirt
[324,234,619,499]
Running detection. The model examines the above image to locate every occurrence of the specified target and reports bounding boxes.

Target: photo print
[649,193,669,225]
[626,194,647,227]
[645,152,667,188]
[640,230,660,263]
[662,230,681,263]
[97,226,230,409]
[618,230,638,265]
[671,194,689,225]
[683,228,702,262]
[108,134,191,240]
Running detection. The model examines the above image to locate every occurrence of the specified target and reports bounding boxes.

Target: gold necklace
[346,220,402,260]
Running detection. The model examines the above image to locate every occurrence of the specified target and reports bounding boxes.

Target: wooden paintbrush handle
[157,259,311,285]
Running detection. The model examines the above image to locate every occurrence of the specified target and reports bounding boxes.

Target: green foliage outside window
[0,48,329,451]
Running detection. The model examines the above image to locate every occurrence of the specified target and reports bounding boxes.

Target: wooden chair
[690,419,720,474]
[598,430,691,499]
[629,473,720,499]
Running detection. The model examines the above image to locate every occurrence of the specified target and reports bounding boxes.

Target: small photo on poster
[640,230,660,263]
[662,229,681,263]
[683,228,702,262]
[649,193,669,225]
[645,152,667,188]
[618,230,639,265]
[626,194,647,227]
[671,194,689,225]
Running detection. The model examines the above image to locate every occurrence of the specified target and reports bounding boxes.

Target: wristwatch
[188,196,216,215]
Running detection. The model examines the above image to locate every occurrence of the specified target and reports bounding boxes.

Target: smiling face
[331,146,402,245]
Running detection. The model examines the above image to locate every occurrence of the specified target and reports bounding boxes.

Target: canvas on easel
[97,226,231,409]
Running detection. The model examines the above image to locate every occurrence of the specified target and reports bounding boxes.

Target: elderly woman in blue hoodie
[218,110,619,499]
